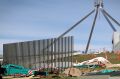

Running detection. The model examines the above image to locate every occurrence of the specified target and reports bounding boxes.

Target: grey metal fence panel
[3,36,74,70]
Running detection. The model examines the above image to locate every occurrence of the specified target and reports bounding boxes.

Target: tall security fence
[3,36,74,69]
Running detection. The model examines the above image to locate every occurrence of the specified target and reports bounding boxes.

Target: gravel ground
[2,75,120,79]
[109,76,120,79]
[79,75,109,79]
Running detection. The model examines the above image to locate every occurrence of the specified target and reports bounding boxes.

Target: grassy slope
[73,52,120,64]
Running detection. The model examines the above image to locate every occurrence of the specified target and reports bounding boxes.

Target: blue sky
[0,0,120,54]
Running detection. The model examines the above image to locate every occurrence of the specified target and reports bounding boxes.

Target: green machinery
[2,64,30,75]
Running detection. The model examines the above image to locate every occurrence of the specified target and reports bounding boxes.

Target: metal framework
[84,0,120,53]
[54,0,120,54]
[17,0,119,56]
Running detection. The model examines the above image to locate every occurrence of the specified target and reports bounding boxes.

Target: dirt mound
[64,68,82,76]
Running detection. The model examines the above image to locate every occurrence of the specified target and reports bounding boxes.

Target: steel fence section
[3,36,74,69]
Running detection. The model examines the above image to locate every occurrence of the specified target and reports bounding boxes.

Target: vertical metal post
[33,41,36,68]
[10,44,13,64]
[38,40,40,68]
[40,40,43,68]
[14,43,18,65]
[64,37,66,68]
[46,39,48,69]
[47,39,49,70]
[21,42,24,66]
[56,38,58,68]
[58,38,60,70]
[3,44,8,64]
[68,37,70,68]
[71,36,73,67]
[18,43,20,65]
[45,40,47,68]
[61,37,64,70]
[54,38,56,69]
[28,42,31,68]
[51,39,54,70]
[43,40,45,68]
